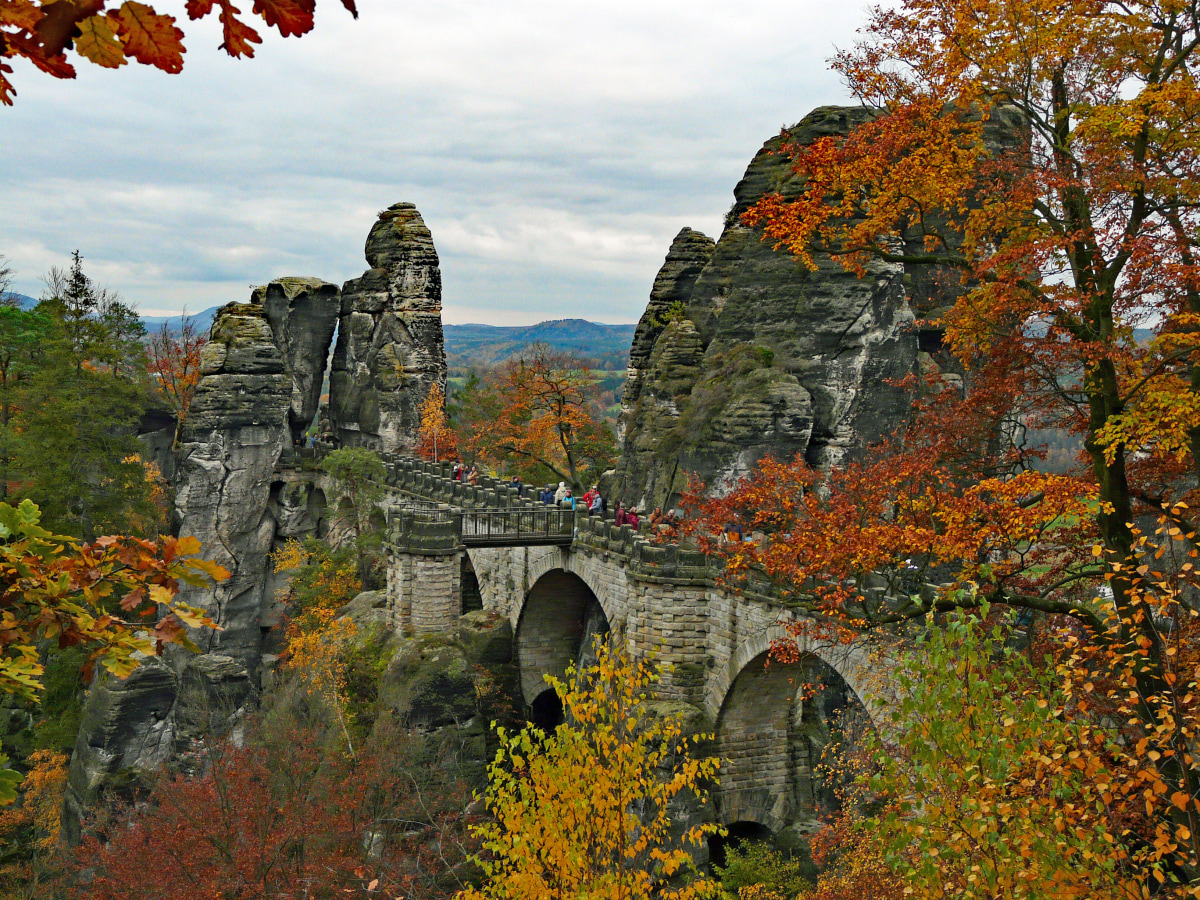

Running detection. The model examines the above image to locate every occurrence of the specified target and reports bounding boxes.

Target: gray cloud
[1,0,863,323]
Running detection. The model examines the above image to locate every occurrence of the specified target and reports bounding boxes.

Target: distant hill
[140,306,220,334]
[0,292,37,309]
[444,318,637,369]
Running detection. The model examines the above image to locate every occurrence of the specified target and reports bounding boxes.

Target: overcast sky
[2,0,867,325]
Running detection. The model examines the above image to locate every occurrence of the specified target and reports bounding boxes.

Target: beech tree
[462,641,722,900]
[0,0,359,105]
[458,345,615,491]
[416,382,457,463]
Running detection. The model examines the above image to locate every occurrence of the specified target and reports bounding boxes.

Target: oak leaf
[217,0,261,57]
[111,1,183,72]
[252,0,314,38]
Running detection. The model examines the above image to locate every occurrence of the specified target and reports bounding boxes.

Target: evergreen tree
[6,253,158,538]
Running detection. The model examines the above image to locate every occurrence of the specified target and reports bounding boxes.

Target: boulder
[378,635,477,729]
[329,202,448,452]
[457,609,513,667]
[63,659,178,844]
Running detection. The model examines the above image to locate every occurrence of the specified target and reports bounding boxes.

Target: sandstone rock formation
[66,301,308,835]
[252,277,341,445]
[617,228,715,445]
[330,202,448,453]
[613,105,1024,510]
[172,302,293,669]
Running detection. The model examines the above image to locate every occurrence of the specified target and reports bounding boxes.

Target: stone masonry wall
[381,454,901,830]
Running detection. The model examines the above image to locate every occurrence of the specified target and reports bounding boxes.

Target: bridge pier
[386,511,463,635]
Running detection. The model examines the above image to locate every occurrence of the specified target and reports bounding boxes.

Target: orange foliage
[461,345,615,490]
[417,382,458,462]
[146,316,205,435]
[0,0,358,105]
[683,380,1100,630]
[0,749,67,851]
[0,500,225,706]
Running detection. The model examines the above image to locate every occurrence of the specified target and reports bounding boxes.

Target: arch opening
[460,556,482,615]
[714,649,868,834]
[515,570,610,710]
[707,820,775,870]
[529,688,565,731]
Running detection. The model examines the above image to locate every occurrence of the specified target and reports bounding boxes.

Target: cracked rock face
[66,301,302,840]
[613,105,1004,510]
[253,277,341,445]
[174,302,292,667]
[329,202,448,453]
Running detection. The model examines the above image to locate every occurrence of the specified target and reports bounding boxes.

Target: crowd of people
[447,461,684,536]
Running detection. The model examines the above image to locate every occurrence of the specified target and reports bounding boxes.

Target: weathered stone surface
[252,277,341,445]
[378,635,477,729]
[174,302,291,669]
[618,228,716,444]
[171,654,254,753]
[457,608,513,667]
[63,659,178,844]
[613,106,954,509]
[330,203,447,453]
[339,588,392,632]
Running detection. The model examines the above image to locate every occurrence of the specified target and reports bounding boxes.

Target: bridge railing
[460,507,574,546]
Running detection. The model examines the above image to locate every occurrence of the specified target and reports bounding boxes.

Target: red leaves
[0,0,354,103]
[216,0,260,57]
[252,0,313,38]
[110,1,182,72]
[75,719,479,900]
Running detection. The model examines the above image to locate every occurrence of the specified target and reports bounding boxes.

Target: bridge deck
[389,503,575,548]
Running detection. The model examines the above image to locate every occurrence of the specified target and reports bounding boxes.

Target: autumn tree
[146,312,206,443]
[461,640,722,900]
[681,1,1200,893]
[417,382,457,463]
[732,0,1200,617]
[458,345,615,491]
[0,498,224,803]
[0,0,359,105]
[74,714,479,900]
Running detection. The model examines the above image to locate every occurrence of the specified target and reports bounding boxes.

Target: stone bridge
[375,454,901,836]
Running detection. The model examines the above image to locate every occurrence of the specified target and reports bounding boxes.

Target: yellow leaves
[464,642,722,900]
[272,537,308,573]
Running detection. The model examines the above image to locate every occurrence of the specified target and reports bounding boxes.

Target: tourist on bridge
[615,502,628,526]
[589,491,604,514]
[582,485,598,508]
[540,485,554,505]
[626,508,640,530]
[559,489,575,510]
[554,481,568,503]
[467,465,479,486]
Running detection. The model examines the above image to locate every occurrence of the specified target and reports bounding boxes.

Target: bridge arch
[514,568,611,724]
[708,628,884,832]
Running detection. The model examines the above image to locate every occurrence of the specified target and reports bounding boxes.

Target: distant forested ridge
[444,318,636,369]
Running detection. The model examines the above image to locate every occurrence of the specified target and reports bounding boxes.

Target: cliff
[612,105,1025,509]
